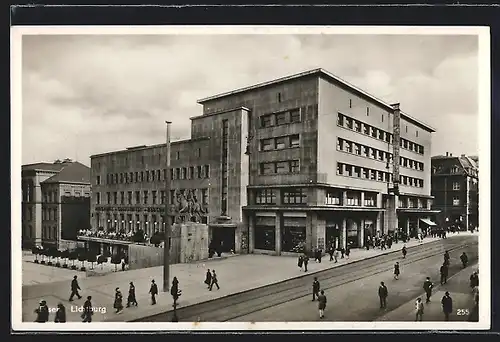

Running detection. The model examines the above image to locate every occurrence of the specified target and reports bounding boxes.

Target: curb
[125,238,448,322]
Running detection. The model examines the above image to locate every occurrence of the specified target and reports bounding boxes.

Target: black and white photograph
[11,26,490,331]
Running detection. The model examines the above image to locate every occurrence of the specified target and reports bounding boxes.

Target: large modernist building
[431,152,479,230]
[22,159,91,248]
[89,68,437,256]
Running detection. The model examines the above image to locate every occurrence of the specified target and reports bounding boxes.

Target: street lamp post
[164,121,172,293]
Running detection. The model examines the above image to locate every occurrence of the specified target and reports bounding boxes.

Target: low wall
[179,223,209,263]
[128,244,164,270]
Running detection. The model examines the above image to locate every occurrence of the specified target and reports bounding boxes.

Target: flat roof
[90,136,210,159]
[196,68,436,133]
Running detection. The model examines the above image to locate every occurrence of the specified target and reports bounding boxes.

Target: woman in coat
[204,269,212,289]
[54,303,66,323]
[394,262,400,280]
[114,287,124,314]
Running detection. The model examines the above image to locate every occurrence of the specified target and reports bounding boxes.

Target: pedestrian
[312,276,320,301]
[54,303,66,323]
[381,239,386,250]
[328,245,334,261]
[298,255,304,271]
[114,287,124,314]
[441,291,453,321]
[127,282,138,307]
[81,296,93,322]
[423,277,434,303]
[333,248,339,263]
[415,297,424,321]
[149,279,158,305]
[378,281,388,309]
[394,262,400,280]
[444,250,450,266]
[402,245,407,259]
[340,246,345,259]
[460,252,469,268]
[121,261,126,271]
[34,300,49,323]
[303,254,309,272]
[69,275,82,301]
[440,263,449,285]
[345,244,351,260]
[317,248,323,263]
[317,290,327,319]
[470,271,479,292]
[205,268,212,289]
[210,269,220,290]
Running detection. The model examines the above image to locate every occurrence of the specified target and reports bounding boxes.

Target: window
[453,196,460,206]
[160,191,165,204]
[344,141,352,153]
[176,151,180,160]
[345,164,353,177]
[406,125,408,133]
[140,171,144,182]
[345,117,353,129]
[349,99,352,108]
[127,191,132,205]
[371,127,377,138]
[169,169,174,180]
[260,162,274,175]
[135,191,140,204]
[370,170,376,180]
[130,172,134,183]
[96,176,101,185]
[189,166,194,179]
[381,114,384,122]
[275,137,286,149]
[346,192,360,206]
[135,172,139,182]
[255,189,277,205]
[362,168,369,179]
[364,193,376,207]
[169,190,176,204]
[290,134,300,148]
[277,92,282,102]
[378,130,384,140]
[453,182,460,190]
[366,107,370,116]
[261,138,273,151]
[416,130,419,137]
[113,192,118,205]
[336,138,342,151]
[197,165,203,179]
[152,191,157,205]
[202,188,209,205]
[377,150,384,161]
[337,113,344,126]
[276,161,290,174]
[175,168,180,179]
[204,165,210,178]
[363,124,369,135]
[354,121,362,132]
[151,171,155,182]
[337,163,344,175]
[275,112,287,125]
[290,160,300,173]
[326,190,341,205]
[354,143,361,155]
[181,167,187,180]
[143,191,148,205]
[451,166,459,173]
[107,192,111,204]
[290,109,301,123]
[120,191,125,204]
[353,166,361,178]
[261,114,273,128]
[120,173,124,183]
[282,188,307,205]
[377,171,383,181]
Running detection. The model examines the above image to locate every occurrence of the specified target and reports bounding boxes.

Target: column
[375,212,382,236]
[316,216,326,252]
[305,213,314,254]
[417,218,421,235]
[340,218,347,250]
[360,192,365,207]
[406,217,410,236]
[358,218,365,247]
[275,213,281,256]
[248,214,255,254]
[342,191,348,206]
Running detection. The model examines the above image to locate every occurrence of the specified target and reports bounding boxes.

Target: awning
[420,218,437,226]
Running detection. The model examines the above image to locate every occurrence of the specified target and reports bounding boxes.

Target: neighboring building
[22,159,91,248]
[431,152,479,230]
[89,68,437,256]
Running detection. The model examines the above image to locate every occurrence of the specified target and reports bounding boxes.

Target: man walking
[317,290,327,319]
[444,250,450,266]
[81,296,93,323]
[210,269,220,290]
[402,245,407,259]
[205,268,212,289]
[378,281,388,309]
[345,244,351,260]
[149,279,158,305]
[441,291,453,321]
[312,277,320,301]
[303,254,309,272]
[423,277,434,303]
[460,252,469,268]
[394,262,400,280]
[328,245,334,262]
[415,297,424,321]
[34,300,49,323]
[440,263,449,285]
[127,282,138,307]
[69,275,82,301]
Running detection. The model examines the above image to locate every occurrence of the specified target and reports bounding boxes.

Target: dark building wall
[61,196,91,240]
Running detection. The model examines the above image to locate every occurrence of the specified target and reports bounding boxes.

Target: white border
[11,25,491,332]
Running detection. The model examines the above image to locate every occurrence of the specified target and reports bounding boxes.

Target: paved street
[136,235,477,322]
[22,234,452,322]
[22,258,88,286]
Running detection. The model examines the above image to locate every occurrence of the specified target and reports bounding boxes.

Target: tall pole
[163,121,172,293]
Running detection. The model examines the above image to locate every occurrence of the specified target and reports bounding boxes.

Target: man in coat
[69,275,82,301]
[81,296,93,323]
[205,269,212,289]
[54,303,66,323]
[440,263,449,285]
[378,281,388,309]
[460,252,469,268]
[127,282,138,307]
[317,290,327,319]
[423,277,434,303]
[441,291,453,321]
[312,277,320,301]
[34,300,49,323]
[149,279,158,305]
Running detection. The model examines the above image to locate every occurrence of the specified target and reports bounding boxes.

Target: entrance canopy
[420,218,437,226]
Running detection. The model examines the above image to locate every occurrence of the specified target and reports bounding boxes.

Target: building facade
[22,159,91,248]
[431,152,479,230]
[89,68,437,256]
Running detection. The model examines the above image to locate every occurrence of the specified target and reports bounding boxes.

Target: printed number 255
[457,309,470,316]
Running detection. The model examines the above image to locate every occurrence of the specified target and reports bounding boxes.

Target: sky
[21,33,479,166]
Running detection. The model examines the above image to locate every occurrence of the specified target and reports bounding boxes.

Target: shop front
[254,214,276,252]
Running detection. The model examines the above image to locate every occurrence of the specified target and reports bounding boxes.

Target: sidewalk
[376,262,479,322]
[21,235,458,323]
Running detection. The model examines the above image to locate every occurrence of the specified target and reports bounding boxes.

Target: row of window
[100,165,210,185]
[398,197,430,209]
[337,113,425,155]
[260,134,300,151]
[337,162,425,188]
[42,226,58,240]
[259,160,300,175]
[42,208,58,221]
[260,108,302,128]
[325,190,377,207]
[97,188,209,206]
[337,138,424,171]
[255,188,308,205]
